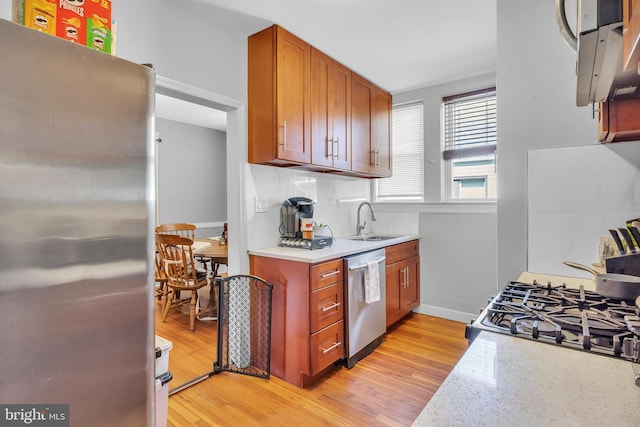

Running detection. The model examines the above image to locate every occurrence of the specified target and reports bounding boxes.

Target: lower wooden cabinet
[249,255,344,387]
[385,241,420,328]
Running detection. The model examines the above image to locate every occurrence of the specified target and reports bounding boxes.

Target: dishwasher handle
[348,256,386,271]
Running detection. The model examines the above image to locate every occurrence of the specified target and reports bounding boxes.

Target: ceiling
[158,0,497,131]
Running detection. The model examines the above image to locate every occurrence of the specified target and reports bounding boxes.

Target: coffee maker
[278,197,332,249]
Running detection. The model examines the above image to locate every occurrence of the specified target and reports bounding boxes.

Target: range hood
[557,0,640,106]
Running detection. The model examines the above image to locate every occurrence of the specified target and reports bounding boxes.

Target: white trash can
[155,335,173,377]
[155,371,172,427]
[154,335,173,427]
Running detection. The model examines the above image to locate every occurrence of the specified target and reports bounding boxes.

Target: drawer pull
[320,270,341,278]
[321,341,342,354]
[321,302,341,312]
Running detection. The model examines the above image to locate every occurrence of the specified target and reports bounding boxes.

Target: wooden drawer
[310,282,344,333]
[310,319,344,375]
[385,240,419,265]
[310,258,343,290]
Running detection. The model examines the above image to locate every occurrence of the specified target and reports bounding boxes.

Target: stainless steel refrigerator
[0,18,155,426]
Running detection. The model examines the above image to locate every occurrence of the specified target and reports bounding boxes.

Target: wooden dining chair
[156,222,211,272]
[155,223,196,239]
[155,233,215,331]
[154,250,168,301]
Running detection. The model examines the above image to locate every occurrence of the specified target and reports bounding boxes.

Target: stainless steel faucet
[356,201,377,235]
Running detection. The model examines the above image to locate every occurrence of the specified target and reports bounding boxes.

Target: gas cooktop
[466,280,640,362]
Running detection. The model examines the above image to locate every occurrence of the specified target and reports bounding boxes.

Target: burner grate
[473,280,640,361]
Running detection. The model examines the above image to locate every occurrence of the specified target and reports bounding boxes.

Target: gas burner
[467,280,640,362]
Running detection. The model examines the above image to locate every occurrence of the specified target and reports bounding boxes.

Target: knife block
[605,252,640,277]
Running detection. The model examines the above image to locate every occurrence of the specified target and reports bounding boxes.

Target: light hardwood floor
[155,298,468,426]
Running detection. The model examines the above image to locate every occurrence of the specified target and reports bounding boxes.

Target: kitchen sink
[345,234,403,241]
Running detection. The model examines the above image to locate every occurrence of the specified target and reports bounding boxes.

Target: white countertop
[412,331,640,427]
[517,271,597,291]
[247,234,419,263]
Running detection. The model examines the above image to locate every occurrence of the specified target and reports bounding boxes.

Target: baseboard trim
[414,304,476,324]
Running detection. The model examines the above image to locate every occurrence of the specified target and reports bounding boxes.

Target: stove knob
[635,373,640,388]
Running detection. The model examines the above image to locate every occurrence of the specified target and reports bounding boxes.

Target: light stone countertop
[412,331,640,427]
[247,234,419,263]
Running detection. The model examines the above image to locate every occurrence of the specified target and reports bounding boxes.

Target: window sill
[373,201,497,214]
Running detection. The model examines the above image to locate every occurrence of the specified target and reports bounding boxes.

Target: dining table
[193,237,228,278]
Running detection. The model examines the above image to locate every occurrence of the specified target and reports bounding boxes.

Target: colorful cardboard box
[56,0,85,45]
[13,0,113,54]
[85,0,112,54]
[13,0,58,36]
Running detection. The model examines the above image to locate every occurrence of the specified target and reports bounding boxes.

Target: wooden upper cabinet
[310,48,351,171]
[248,25,311,165]
[351,73,392,177]
[598,98,640,142]
[372,88,392,177]
[248,25,391,176]
[623,0,640,73]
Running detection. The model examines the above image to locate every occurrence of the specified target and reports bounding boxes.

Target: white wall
[528,143,640,278]
[391,74,499,322]
[111,0,248,102]
[156,118,227,237]
[496,0,600,285]
[0,2,249,101]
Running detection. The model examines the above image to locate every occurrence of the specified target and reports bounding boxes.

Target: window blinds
[377,102,424,201]
[442,87,496,161]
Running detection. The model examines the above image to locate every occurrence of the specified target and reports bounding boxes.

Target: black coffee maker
[279,197,314,238]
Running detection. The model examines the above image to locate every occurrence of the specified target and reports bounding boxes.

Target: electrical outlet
[254,197,268,213]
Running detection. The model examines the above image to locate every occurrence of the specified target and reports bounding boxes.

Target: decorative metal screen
[215,275,273,379]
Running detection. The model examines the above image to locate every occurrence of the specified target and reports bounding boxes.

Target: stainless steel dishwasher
[343,248,386,368]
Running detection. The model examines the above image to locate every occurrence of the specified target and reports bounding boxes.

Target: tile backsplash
[245,164,419,250]
[528,143,640,277]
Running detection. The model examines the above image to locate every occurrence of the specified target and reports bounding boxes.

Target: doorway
[154,75,245,393]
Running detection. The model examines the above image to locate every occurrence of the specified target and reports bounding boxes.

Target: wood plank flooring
[155,299,468,426]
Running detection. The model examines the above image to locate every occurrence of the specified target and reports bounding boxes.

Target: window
[376,101,424,202]
[442,87,496,200]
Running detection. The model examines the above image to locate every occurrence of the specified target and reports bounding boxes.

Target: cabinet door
[385,261,403,328]
[401,256,420,312]
[351,73,374,174]
[310,48,333,168]
[331,61,351,170]
[371,88,392,177]
[623,0,640,72]
[276,26,311,163]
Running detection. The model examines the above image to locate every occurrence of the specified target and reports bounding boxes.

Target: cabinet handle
[401,267,406,288]
[321,341,342,354]
[321,270,341,278]
[404,266,409,288]
[370,149,375,166]
[322,302,341,312]
[327,137,333,159]
[333,137,340,159]
[279,121,287,147]
[375,149,380,166]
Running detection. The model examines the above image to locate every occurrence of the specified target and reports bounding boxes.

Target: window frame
[441,86,497,202]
